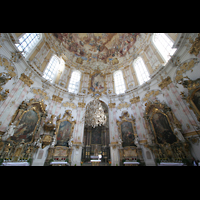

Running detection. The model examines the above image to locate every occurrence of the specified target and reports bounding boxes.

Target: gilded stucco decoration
[175,58,199,83]
[0,100,47,162]
[32,88,49,100]
[52,94,63,103]
[189,33,200,56]
[130,96,140,104]
[0,56,17,91]
[143,100,192,163]
[158,76,172,90]
[116,111,144,164]
[117,102,131,110]
[142,90,161,102]
[19,73,34,87]
[108,102,116,109]
[62,101,76,109]
[78,102,86,108]
[0,89,9,101]
[179,77,200,121]
[0,57,17,79]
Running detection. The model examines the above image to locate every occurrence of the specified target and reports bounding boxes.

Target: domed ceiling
[51,33,141,73]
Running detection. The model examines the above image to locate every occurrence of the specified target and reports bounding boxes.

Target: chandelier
[85,99,107,128]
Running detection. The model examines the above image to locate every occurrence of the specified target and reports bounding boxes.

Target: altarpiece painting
[0,99,47,162]
[143,100,192,163]
[117,111,144,165]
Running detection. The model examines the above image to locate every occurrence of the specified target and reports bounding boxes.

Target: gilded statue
[2,122,16,141]
[0,72,12,87]
[0,89,9,101]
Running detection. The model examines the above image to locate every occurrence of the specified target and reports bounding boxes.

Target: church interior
[0,33,200,166]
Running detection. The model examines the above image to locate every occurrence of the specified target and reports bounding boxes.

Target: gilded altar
[117,111,144,165]
[45,110,75,165]
[0,99,47,163]
[143,100,192,164]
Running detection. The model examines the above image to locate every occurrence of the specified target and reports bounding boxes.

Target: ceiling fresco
[52,33,140,72]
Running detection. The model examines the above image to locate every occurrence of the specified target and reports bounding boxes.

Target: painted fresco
[53,33,140,64]
[90,73,104,92]
[11,110,39,143]
[56,120,72,146]
[121,121,135,147]
[152,113,177,144]
[192,89,200,113]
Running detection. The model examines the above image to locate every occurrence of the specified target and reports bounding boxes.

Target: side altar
[116,111,144,166]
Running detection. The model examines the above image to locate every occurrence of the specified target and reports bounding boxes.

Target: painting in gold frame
[9,107,41,144]
[116,113,137,148]
[150,109,177,145]
[55,110,76,147]
[189,88,200,121]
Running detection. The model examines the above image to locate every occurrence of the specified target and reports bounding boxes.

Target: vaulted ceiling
[45,33,149,74]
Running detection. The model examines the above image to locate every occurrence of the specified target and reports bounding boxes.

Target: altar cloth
[1,162,29,166]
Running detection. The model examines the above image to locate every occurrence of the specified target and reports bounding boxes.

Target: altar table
[1,162,30,166]
[90,160,101,166]
[123,162,140,166]
[50,161,70,166]
[157,162,185,166]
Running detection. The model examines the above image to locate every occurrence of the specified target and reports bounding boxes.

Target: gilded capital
[158,76,172,90]
[52,94,63,103]
[78,102,86,108]
[130,96,140,104]
[19,73,34,87]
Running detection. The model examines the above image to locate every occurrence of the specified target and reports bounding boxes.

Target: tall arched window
[152,33,176,63]
[15,33,41,58]
[114,70,126,95]
[43,55,59,82]
[133,56,150,85]
[68,70,81,94]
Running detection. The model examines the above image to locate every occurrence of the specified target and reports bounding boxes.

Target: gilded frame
[116,114,137,148]
[55,111,76,147]
[149,108,179,145]
[188,87,200,121]
[8,106,41,145]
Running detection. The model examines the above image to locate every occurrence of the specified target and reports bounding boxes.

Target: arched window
[133,56,150,85]
[114,70,126,95]
[43,55,59,82]
[15,33,41,58]
[68,70,81,94]
[152,33,176,63]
